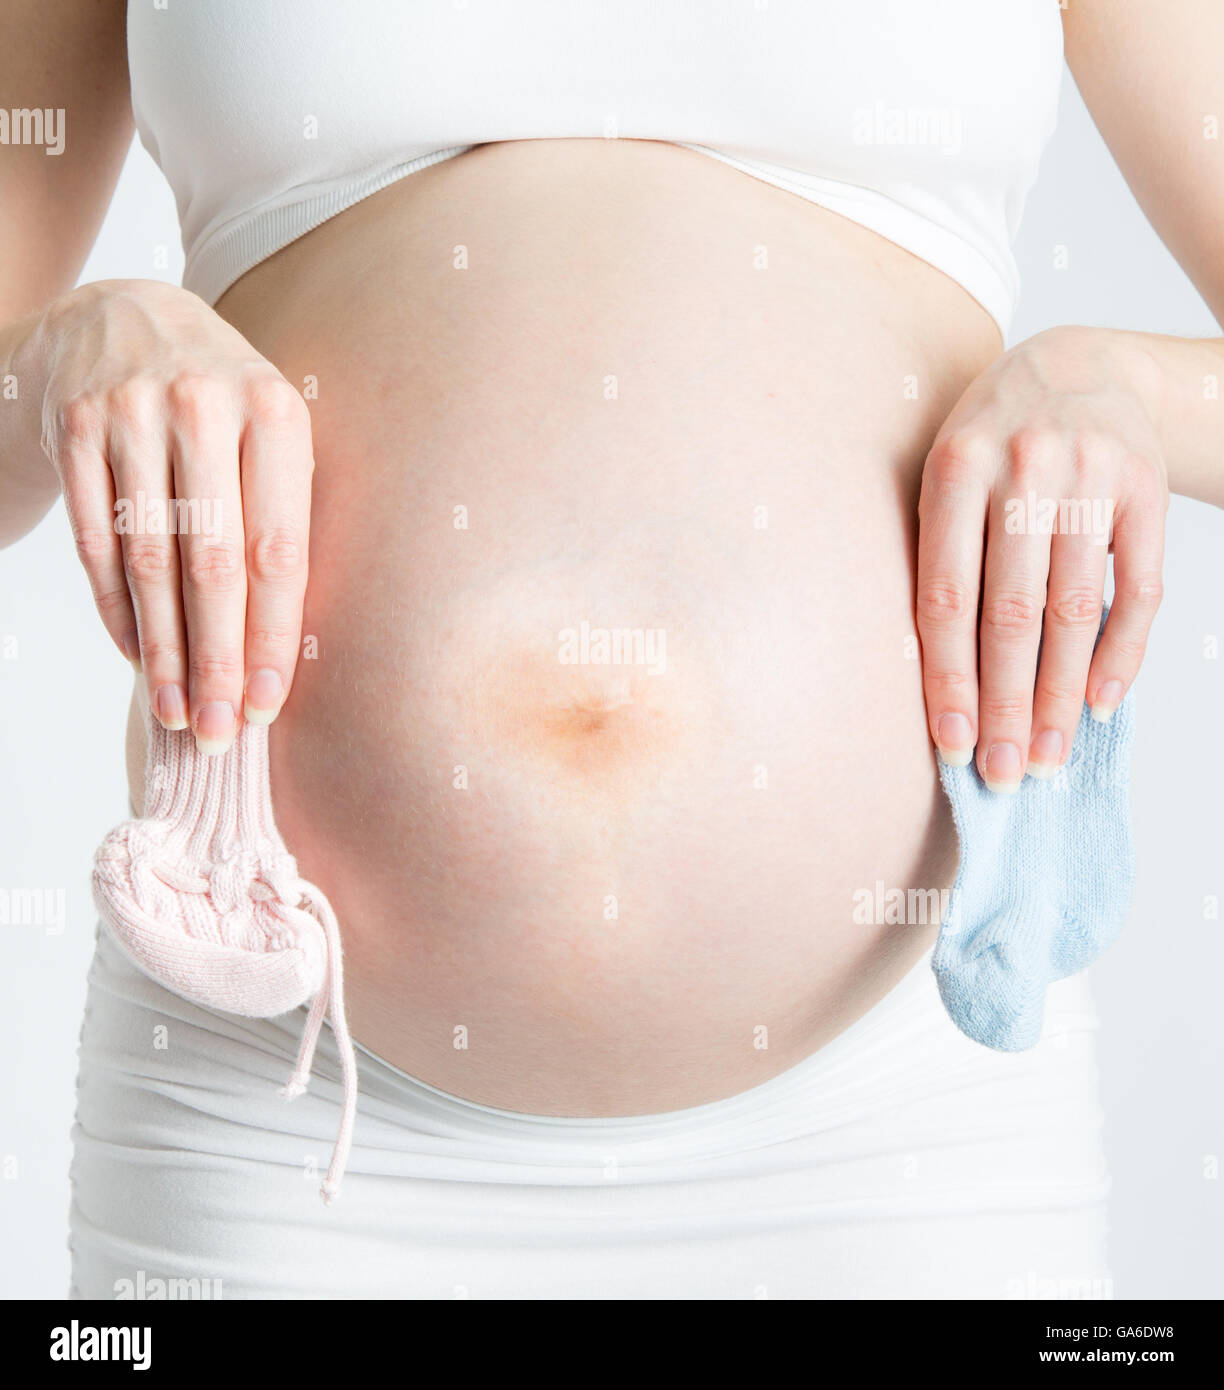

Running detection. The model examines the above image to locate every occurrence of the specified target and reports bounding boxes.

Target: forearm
[1119,328,1224,509]
[0,306,60,547]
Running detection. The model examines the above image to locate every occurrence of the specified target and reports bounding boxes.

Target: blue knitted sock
[932,607,1136,1051]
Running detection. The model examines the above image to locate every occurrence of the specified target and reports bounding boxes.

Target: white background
[2,69,1222,1298]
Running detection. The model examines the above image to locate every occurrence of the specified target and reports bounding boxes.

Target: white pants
[69,923,1112,1299]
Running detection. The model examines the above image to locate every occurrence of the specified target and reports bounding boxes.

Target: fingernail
[120,633,142,673]
[194,701,236,755]
[243,668,284,725]
[983,742,1023,793]
[936,712,974,766]
[1027,728,1063,780]
[1090,679,1124,723]
[154,683,189,731]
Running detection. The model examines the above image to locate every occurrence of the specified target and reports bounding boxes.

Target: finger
[1088,480,1166,721]
[50,407,140,669]
[975,433,1057,792]
[1028,530,1108,778]
[238,379,313,726]
[170,377,246,755]
[107,386,191,732]
[916,433,991,767]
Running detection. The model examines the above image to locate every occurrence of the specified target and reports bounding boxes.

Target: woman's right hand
[33,278,314,753]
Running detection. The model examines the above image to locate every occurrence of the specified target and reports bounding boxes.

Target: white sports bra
[127,1,1065,335]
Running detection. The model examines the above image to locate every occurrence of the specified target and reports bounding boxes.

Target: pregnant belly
[194,139,999,1114]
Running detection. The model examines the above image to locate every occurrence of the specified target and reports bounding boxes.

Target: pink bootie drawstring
[277,882,358,1203]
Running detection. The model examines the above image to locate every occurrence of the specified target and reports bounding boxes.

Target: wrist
[1113,329,1224,508]
[1110,328,1166,429]
[1035,323,1165,420]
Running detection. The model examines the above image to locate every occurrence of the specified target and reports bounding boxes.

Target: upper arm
[0,0,133,319]
[1062,0,1224,325]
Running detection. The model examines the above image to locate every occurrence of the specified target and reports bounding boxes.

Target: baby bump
[204,139,991,1114]
[262,428,958,1115]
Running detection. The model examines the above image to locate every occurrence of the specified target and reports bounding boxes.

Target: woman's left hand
[916,324,1168,790]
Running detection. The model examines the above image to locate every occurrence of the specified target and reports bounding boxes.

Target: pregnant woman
[3,2,1222,1298]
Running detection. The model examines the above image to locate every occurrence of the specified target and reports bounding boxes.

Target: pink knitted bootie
[92,713,357,1203]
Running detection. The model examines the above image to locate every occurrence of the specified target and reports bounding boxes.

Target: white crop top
[126,1,1065,335]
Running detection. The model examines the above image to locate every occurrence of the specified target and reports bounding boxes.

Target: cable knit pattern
[933,604,1136,1051]
[92,716,357,1203]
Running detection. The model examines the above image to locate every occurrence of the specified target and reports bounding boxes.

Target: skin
[21,281,314,745]
[201,142,977,1108]
[1,1,1222,1112]
[1,1,1220,766]
[918,0,1224,783]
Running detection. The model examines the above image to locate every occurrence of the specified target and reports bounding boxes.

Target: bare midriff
[126,139,1001,1114]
